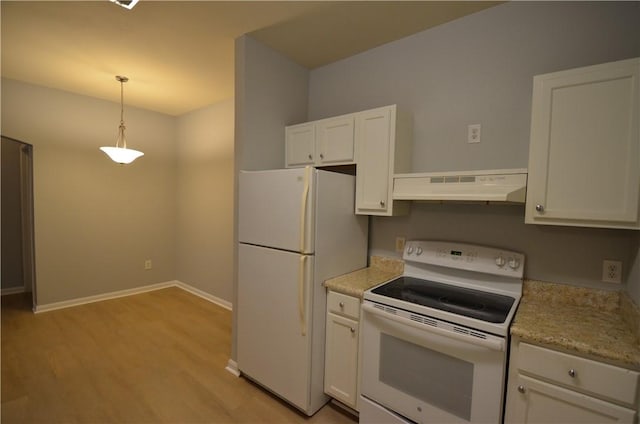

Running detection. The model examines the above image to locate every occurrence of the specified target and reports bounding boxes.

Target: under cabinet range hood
[393,168,528,203]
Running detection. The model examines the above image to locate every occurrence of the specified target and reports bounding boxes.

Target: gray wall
[1,137,24,290]
[307,1,640,299]
[309,1,640,173]
[1,78,177,306]
[236,36,309,171]
[176,99,235,302]
[232,35,310,362]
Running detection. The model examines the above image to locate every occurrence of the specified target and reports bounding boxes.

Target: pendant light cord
[117,76,127,149]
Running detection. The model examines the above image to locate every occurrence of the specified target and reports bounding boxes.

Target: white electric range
[360,240,524,424]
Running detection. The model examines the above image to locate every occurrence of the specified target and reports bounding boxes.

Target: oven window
[379,334,473,421]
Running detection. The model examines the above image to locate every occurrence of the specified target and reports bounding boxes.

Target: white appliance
[360,240,524,424]
[393,168,528,203]
[237,166,368,416]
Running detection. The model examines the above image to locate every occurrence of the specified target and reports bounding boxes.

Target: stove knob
[495,256,506,268]
[416,247,423,256]
[508,257,521,270]
[407,246,414,254]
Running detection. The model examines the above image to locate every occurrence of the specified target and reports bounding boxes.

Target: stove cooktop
[370,276,515,324]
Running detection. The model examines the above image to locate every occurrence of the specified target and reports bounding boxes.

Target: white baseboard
[1,286,26,296]
[175,281,232,311]
[34,281,176,313]
[225,359,240,377]
[34,280,233,314]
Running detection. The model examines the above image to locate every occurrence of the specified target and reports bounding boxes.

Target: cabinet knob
[568,369,576,378]
[308,154,313,160]
[535,204,545,213]
[517,385,526,393]
[339,302,345,308]
[319,153,324,159]
[380,200,386,207]
[350,327,356,333]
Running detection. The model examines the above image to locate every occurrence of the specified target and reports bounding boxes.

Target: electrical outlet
[395,237,406,252]
[144,259,152,270]
[602,260,622,284]
[468,124,481,144]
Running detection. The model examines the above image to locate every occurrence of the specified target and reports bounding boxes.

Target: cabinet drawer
[519,343,639,406]
[327,291,360,320]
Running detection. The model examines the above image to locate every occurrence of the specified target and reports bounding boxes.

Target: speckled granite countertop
[511,280,640,371]
[324,256,404,299]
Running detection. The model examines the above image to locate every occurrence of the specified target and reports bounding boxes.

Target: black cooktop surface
[371,276,515,323]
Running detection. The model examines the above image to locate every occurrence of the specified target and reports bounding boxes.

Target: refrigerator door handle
[298,255,307,336]
[299,166,311,253]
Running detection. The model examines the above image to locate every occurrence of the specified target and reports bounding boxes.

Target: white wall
[1,78,177,306]
[176,99,234,302]
[308,1,640,295]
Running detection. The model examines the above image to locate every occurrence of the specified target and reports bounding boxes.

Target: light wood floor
[1,288,357,423]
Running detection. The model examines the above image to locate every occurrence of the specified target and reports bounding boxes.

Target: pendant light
[100,75,144,164]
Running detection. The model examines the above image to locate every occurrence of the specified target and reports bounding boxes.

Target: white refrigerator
[237,167,368,416]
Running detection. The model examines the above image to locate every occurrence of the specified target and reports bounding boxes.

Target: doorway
[1,136,36,309]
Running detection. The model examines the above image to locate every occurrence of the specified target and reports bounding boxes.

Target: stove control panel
[403,240,525,278]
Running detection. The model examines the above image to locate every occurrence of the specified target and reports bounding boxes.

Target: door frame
[1,135,36,309]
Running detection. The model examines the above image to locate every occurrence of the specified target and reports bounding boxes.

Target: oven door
[361,301,507,424]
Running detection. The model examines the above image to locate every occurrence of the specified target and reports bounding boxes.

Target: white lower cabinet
[505,339,639,424]
[325,291,361,410]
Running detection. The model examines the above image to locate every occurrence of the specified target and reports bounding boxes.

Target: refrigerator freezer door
[237,243,324,414]
[239,167,315,254]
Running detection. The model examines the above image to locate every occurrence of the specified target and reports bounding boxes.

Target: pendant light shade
[99,146,144,164]
[100,75,144,164]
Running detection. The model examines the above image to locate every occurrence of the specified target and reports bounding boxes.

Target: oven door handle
[362,303,505,352]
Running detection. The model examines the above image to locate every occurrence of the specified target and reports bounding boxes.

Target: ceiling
[1,1,499,116]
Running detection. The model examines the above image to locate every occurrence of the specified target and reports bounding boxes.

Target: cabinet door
[325,312,359,409]
[285,123,315,167]
[316,116,355,166]
[355,107,393,215]
[526,58,640,229]
[507,374,636,424]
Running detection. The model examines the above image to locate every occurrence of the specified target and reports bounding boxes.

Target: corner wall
[176,99,234,303]
[1,78,177,306]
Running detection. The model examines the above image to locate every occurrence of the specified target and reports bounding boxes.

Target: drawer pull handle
[350,327,355,333]
[339,302,345,308]
[568,369,576,378]
[517,385,526,393]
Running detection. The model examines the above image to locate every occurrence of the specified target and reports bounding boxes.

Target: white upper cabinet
[316,116,355,165]
[355,105,412,216]
[285,115,355,168]
[285,123,315,167]
[285,105,412,216]
[525,57,640,229]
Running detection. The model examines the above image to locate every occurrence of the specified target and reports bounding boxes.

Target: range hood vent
[393,169,528,203]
